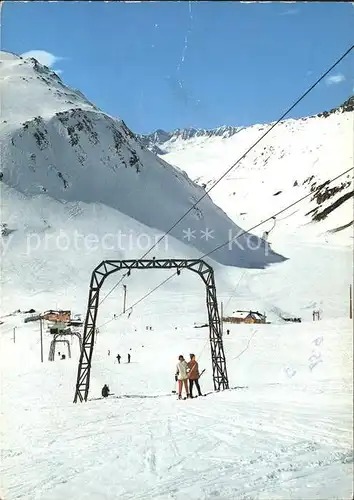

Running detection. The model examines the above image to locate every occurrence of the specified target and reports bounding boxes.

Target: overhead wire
[97,165,352,330]
[201,167,353,260]
[138,44,353,261]
[223,271,248,315]
[97,44,354,316]
[97,273,176,329]
[98,273,127,306]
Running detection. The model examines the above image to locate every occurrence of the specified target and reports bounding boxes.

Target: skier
[108,350,110,356]
[128,353,131,363]
[188,354,203,398]
[175,355,190,399]
[226,329,230,335]
[116,354,121,364]
[61,354,66,360]
[101,384,110,398]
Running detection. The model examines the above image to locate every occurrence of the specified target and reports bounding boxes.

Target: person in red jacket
[187,353,203,397]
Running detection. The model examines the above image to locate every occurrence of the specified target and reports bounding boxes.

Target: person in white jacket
[175,355,190,399]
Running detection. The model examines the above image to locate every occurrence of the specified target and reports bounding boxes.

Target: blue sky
[3,1,354,134]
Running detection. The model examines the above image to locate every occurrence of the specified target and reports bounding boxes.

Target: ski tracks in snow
[2,391,352,499]
[1,319,353,500]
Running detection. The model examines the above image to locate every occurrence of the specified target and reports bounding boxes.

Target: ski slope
[1,228,353,499]
[1,299,353,500]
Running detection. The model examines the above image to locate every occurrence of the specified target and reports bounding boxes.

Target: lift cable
[97,44,354,310]
[97,165,352,330]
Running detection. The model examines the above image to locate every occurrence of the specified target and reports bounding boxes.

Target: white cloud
[279,8,298,16]
[326,74,346,85]
[21,50,63,73]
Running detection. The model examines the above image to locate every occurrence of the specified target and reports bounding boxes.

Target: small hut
[223,310,267,324]
[42,310,71,323]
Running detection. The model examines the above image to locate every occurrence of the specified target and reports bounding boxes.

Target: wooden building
[42,310,71,323]
[223,310,267,324]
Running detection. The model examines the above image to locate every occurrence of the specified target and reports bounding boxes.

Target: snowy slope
[142,98,354,245]
[1,298,353,500]
[0,51,284,268]
[1,207,352,499]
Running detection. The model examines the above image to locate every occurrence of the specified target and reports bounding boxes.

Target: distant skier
[108,350,111,356]
[226,329,230,335]
[188,354,203,398]
[175,355,190,399]
[128,353,131,363]
[101,384,110,398]
[116,354,121,364]
[61,354,66,360]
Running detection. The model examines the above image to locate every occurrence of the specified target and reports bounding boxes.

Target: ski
[187,392,213,398]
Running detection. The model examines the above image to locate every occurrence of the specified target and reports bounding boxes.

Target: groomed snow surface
[1,277,353,500]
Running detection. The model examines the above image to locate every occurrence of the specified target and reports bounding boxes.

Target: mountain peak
[139,96,354,154]
[0,50,283,269]
[315,95,354,119]
[340,95,354,113]
[138,125,243,154]
[0,50,99,133]
[0,51,21,62]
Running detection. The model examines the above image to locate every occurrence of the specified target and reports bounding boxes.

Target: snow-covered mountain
[0,50,352,316]
[1,52,353,500]
[140,97,354,242]
[0,51,283,270]
[138,125,244,154]
[141,96,354,152]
